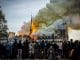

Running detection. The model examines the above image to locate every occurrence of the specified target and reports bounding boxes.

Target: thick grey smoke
[20,0,80,34]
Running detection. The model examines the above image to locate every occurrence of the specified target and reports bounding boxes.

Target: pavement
[20,59,70,60]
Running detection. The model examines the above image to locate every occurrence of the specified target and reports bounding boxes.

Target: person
[17,40,23,59]
[22,39,29,59]
[5,41,12,59]
[11,39,18,59]
[40,40,47,59]
[47,45,56,60]
[29,41,35,58]
[62,42,69,58]
[34,42,40,58]
[70,40,80,60]
[0,43,6,59]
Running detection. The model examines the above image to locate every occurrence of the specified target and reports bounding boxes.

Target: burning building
[19,0,80,41]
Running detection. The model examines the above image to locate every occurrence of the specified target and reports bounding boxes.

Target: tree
[0,6,8,39]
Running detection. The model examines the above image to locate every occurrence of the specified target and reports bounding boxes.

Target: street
[22,59,70,60]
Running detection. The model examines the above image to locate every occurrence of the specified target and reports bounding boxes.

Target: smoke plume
[19,0,80,35]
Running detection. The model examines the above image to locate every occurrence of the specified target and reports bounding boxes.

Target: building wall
[8,32,15,40]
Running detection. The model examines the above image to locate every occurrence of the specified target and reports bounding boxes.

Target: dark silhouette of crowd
[62,39,80,60]
[0,38,80,60]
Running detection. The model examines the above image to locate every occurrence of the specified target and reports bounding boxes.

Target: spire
[29,15,33,35]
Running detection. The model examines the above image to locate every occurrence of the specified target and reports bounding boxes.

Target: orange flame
[32,22,37,33]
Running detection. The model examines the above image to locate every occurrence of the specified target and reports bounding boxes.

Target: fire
[29,22,38,40]
[32,22,37,33]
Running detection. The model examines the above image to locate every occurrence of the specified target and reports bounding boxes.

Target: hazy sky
[0,0,49,33]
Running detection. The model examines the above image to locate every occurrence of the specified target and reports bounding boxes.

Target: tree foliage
[0,8,8,38]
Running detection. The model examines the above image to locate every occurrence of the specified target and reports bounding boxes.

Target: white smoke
[19,0,80,36]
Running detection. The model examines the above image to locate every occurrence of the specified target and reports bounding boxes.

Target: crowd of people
[0,38,80,60]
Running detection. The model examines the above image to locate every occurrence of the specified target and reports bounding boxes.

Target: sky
[0,0,49,33]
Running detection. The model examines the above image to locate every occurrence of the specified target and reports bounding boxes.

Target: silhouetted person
[47,45,56,60]
[29,41,35,59]
[34,42,40,58]
[0,43,6,59]
[70,41,80,60]
[5,42,12,59]
[18,40,23,49]
[11,39,18,59]
[17,40,23,59]
[22,39,29,59]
